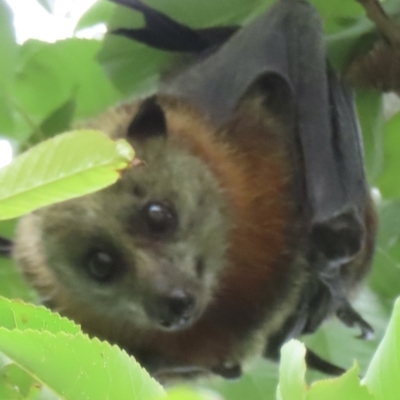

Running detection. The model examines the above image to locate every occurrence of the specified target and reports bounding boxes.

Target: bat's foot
[336,301,374,340]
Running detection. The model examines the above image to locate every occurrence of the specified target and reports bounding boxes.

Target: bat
[10,0,378,380]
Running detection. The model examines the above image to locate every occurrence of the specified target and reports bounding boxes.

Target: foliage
[0,0,400,398]
[0,130,135,220]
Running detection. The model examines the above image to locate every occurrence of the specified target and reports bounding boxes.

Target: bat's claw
[336,302,374,340]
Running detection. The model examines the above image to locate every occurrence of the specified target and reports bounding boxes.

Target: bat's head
[14,97,230,332]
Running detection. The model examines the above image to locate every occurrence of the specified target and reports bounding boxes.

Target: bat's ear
[239,74,295,122]
[127,96,167,140]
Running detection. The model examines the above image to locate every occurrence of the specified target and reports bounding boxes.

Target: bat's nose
[161,289,195,328]
[150,289,197,330]
[167,289,194,315]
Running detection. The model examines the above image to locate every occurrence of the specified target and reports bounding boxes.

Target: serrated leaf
[0,297,80,334]
[276,340,307,400]
[0,330,164,400]
[0,130,135,220]
[363,297,400,400]
[306,364,374,400]
[165,387,215,400]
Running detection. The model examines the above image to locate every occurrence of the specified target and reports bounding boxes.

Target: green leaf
[0,330,164,400]
[327,17,375,70]
[0,373,21,400]
[0,0,18,88]
[323,0,400,69]
[377,112,400,198]
[354,89,384,183]
[21,97,77,150]
[0,258,38,302]
[0,297,80,334]
[277,341,374,400]
[208,358,279,400]
[39,98,76,137]
[369,201,400,301]
[363,297,400,400]
[0,93,15,136]
[276,340,307,400]
[306,364,374,400]
[0,0,18,136]
[75,0,114,33]
[0,130,135,220]
[12,39,120,127]
[1,363,38,398]
[165,387,213,400]
[0,218,16,238]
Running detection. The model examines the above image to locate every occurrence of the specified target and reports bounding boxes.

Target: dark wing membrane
[109,0,237,52]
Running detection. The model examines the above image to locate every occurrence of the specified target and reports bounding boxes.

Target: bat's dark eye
[87,251,119,283]
[144,201,177,235]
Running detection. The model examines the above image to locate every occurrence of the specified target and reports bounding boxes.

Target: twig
[356,0,400,46]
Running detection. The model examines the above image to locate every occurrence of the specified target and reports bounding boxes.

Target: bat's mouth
[156,312,200,332]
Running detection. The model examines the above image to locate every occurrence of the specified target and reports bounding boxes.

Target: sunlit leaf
[75,0,114,33]
[364,298,400,400]
[306,364,373,400]
[0,329,164,400]
[276,340,307,400]
[0,297,80,334]
[0,130,135,220]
